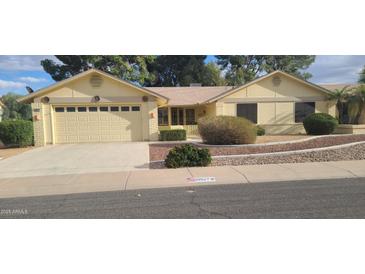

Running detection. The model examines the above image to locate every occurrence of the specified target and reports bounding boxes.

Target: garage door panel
[89,116,99,121]
[99,116,109,121]
[89,135,100,142]
[67,116,77,121]
[54,105,142,143]
[78,125,90,131]
[77,116,89,122]
[57,136,67,143]
[67,136,79,142]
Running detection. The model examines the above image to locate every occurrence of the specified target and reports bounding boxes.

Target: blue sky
[0,55,364,96]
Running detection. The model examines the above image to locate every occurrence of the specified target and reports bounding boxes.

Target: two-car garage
[19,69,167,146]
[53,105,143,143]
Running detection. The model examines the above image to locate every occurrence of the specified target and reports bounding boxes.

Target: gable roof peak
[18,68,168,103]
[203,70,332,103]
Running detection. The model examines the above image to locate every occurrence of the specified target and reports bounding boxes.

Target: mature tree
[262,55,315,80]
[215,55,266,86]
[215,55,316,86]
[146,55,207,86]
[201,62,226,86]
[359,66,365,84]
[1,92,32,120]
[41,55,156,85]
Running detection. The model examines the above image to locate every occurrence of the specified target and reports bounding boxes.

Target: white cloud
[18,76,47,83]
[0,55,59,71]
[0,79,26,89]
[308,55,365,84]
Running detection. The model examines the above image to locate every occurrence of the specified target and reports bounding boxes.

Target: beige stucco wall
[31,73,159,146]
[204,103,216,117]
[43,74,147,98]
[31,102,45,146]
[225,74,326,99]
[214,74,332,134]
[335,124,365,134]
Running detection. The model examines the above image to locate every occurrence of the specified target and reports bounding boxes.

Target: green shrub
[198,116,257,145]
[256,125,265,136]
[303,113,338,135]
[165,144,212,168]
[159,129,187,141]
[0,120,34,147]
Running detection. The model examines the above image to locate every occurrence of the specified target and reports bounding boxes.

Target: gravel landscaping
[212,142,365,166]
[149,142,365,169]
[149,134,365,161]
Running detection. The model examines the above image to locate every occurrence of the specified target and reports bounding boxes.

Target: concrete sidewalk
[0,160,365,199]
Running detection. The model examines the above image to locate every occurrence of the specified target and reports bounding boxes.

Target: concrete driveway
[0,143,150,178]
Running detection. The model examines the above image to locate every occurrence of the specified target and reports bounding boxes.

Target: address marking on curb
[187,177,216,183]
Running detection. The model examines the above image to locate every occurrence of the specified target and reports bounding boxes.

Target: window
[55,107,64,112]
[237,104,257,123]
[89,106,97,112]
[66,107,76,112]
[341,103,350,124]
[170,108,184,125]
[178,109,184,125]
[121,106,130,112]
[99,106,108,112]
[171,108,179,125]
[131,106,140,111]
[110,106,119,112]
[77,107,87,112]
[185,109,196,125]
[158,108,168,125]
[295,102,315,122]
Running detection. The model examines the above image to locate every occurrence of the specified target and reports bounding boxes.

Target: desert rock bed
[149,134,365,162]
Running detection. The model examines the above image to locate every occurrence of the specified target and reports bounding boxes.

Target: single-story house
[18,68,337,146]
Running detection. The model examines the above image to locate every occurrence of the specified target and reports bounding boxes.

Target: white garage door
[54,105,143,143]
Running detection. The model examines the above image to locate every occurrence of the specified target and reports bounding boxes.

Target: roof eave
[203,70,333,103]
[17,68,169,104]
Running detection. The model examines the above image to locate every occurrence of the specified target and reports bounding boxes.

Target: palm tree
[328,85,351,123]
[345,85,365,124]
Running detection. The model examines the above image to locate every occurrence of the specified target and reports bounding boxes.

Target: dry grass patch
[0,147,33,159]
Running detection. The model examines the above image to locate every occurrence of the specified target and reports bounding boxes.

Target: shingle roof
[148,71,334,106]
[319,83,360,91]
[147,86,233,106]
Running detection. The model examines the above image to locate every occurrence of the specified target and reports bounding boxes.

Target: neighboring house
[0,99,5,122]
[19,69,336,146]
[320,84,360,91]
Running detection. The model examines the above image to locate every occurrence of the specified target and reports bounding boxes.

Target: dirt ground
[0,147,33,159]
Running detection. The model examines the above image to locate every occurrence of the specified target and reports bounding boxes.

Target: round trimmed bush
[198,116,257,145]
[303,113,338,135]
[165,144,212,168]
[0,120,34,147]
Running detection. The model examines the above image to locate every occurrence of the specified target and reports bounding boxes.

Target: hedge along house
[19,69,336,146]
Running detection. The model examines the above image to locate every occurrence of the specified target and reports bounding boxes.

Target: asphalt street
[1,177,365,218]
